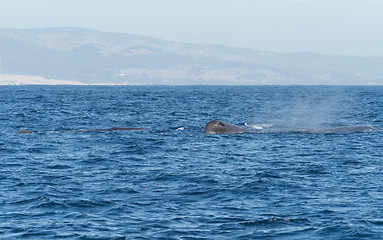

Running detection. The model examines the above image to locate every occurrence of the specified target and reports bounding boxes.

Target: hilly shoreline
[1,27,382,85]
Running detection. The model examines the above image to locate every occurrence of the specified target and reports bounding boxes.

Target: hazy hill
[1,27,382,85]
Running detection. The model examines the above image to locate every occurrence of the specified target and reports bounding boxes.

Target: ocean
[0,85,382,239]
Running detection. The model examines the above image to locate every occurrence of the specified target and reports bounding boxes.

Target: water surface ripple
[0,86,382,239]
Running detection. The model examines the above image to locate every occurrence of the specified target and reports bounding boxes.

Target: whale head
[203,120,245,134]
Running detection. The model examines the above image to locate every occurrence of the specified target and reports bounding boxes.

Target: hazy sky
[1,0,382,57]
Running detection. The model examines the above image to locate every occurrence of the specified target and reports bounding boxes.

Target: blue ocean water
[0,85,382,239]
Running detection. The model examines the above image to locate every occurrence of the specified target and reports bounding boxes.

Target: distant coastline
[0,74,84,85]
[0,74,136,86]
[1,27,383,85]
[1,74,382,86]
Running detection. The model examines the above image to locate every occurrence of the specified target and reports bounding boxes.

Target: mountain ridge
[1,27,382,85]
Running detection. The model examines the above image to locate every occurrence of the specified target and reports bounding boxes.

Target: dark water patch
[46,164,72,170]
[240,216,309,226]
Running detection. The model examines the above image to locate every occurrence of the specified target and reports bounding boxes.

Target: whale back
[310,126,373,134]
[203,120,245,134]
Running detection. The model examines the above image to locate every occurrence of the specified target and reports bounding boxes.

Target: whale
[18,129,33,134]
[307,126,373,134]
[68,127,145,133]
[203,120,374,135]
[18,122,375,135]
[203,120,246,134]
[18,127,145,134]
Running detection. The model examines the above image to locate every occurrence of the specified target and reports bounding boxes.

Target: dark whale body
[307,126,373,134]
[18,122,375,135]
[203,120,374,135]
[18,129,33,134]
[203,120,245,134]
[18,127,145,134]
[68,127,145,133]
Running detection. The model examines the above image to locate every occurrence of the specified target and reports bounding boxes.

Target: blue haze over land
[1,27,383,85]
[0,85,382,239]
[1,0,383,85]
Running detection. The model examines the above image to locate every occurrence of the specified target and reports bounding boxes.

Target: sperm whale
[18,127,145,134]
[202,120,374,134]
[203,120,246,134]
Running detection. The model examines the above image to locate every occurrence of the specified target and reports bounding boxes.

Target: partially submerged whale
[68,127,145,133]
[18,127,145,134]
[203,120,246,134]
[18,122,375,135]
[307,126,373,134]
[203,120,374,135]
[18,129,33,134]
